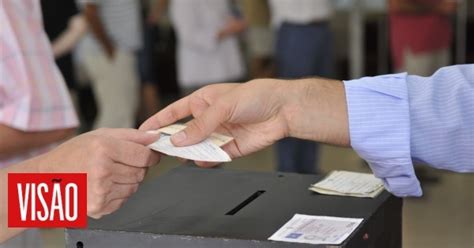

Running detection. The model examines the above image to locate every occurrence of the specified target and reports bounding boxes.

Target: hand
[436,0,457,15]
[147,8,161,25]
[37,128,160,218]
[140,78,350,167]
[217,16,246,41]
[104,43,116,61]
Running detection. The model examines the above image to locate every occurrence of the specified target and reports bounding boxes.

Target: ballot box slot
[225,190,265,215]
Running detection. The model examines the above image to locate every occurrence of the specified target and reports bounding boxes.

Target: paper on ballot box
[309,170,385,198]
[268,214,363,245]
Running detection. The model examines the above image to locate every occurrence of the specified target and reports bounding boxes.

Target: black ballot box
[66,166,402,248]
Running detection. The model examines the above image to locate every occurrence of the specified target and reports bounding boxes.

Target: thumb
[171,103,230,146]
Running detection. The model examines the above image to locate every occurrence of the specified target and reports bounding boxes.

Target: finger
[139,96,192,131]
[106,183,139,204]
[111,164,147,184]
[99,128,161,146]
[171,102,231,146]
[106,139,161,168]
[194,161,220,168]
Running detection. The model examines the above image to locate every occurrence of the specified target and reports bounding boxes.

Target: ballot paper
[148,134,231,162]
[309,170,384,198]
[268,214,363,245]
[157,123,234,147]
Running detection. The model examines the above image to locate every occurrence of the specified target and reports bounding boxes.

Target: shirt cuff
[344,73,422,197]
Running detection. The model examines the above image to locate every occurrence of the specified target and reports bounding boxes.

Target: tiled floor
[41,145,474,247]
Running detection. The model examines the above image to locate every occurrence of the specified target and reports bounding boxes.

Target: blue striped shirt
[344,64,473,197]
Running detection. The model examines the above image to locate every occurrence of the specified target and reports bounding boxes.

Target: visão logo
[8,173,87,228]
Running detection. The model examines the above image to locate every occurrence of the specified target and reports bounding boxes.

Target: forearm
[52,15,88,58]
[83,4,114,53]
[150,0,168,20]
[0,125,75,159]
[0,157,43,243]
[390,0,455,14]
[280,78,350,147]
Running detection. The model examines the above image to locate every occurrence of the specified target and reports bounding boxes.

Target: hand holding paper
[148,124,233,162]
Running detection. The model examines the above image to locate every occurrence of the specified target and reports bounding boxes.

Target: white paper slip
[309,170,384,198]
[157,123,234,147]
[268,214,363,245]
[148,134,231,162]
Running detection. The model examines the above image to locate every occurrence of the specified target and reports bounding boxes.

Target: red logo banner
[8,173,87,228]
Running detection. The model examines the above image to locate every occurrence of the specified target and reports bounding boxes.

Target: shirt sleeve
[0,1,78,131]
[343,64,474,197]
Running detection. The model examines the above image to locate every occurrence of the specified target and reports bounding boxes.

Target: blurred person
[1,1,78,246]
[79,0,143,128]
[0,1,161,244]
[136,0,169,123]
[389,0,457,76]
[269,0,334,174]
[240,0,274,78]
[140,64,473,198]
[170,0,246,95]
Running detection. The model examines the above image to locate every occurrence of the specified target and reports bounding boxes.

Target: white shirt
[171,0,245,88]
[79,0,143,52]
[270,0,333,27]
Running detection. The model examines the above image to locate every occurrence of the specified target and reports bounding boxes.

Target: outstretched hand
[140,78,350,167]
[140,80,290,166]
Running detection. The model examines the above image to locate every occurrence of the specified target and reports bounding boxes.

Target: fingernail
[172,131,187,144]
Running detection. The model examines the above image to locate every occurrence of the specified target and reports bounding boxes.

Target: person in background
[269,0,334,174]
[79,0,143,128]
[136,0,167,123]
[389,0,457,76]
[240,0,274,78]
[1,1,79,246]
[170,0,246,95]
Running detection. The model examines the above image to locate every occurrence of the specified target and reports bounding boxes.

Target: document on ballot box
[309,170,384,198]
[268,214,363,245]
[148,133,232,162]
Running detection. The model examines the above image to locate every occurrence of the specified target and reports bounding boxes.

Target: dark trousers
[275,22,333,174]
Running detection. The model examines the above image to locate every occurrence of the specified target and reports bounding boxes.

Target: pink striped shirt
[0,0,79,168]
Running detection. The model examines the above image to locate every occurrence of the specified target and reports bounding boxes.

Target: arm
[140,65,473,197]
[390,0,457,15]
[407,65,473,172]
[82,3,115,59]
[0,129,160,243]
[0,125,75,160]
[51,14,88,59]
[217,16,246,41]
[148,0,169,25]
[140,78,349,160]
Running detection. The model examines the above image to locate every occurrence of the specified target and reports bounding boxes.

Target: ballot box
[66,166,402,248]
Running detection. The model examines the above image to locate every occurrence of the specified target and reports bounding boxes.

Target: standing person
[79,0,143,128]
[269,0,334,174]
[389,0,457,76]
[170,0,246,95]
[1,1,79,246]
